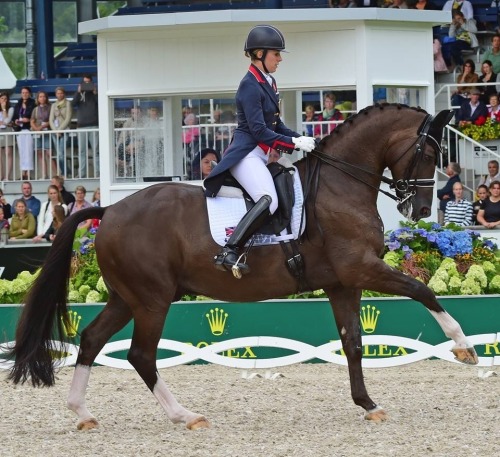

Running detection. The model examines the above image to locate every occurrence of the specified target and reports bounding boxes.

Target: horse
[7,104,478,431]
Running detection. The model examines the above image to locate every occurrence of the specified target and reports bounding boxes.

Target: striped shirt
[444,199,473,226]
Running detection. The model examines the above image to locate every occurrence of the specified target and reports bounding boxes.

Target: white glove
[292,136,316,152]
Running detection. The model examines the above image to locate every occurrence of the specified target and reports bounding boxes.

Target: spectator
[51,175,75,206]
[389,0,409,8]
[34,204,66,243]
[302,104,318,137]
[476,181,500,229]
[0,206,9,231]
[0,91,14,181]
[478,160,500,187]
[30,91,53,179]
[11,87,35,180]
[191,148,220,180]
[267,149,281,163]
[0,188,12,219]
[482,35,500,75]
[433,38,447,73]
[450,59,478,112]
[9,199,36,240]
[472,184,489,224]
[487,94,500,121]
[49,87,73,177]
[92,187,101,207]
[415,0,438,10]
[13,181,41,220]
[437,162,461,221]
[72,75,99,178]
[182,112,200,161]
[455,88,488,127]
[116,107,144,177]
[442,0,473,20]
[68,185,92,231]
[442,11,478,70]
[444,182,473,226]
[214,110,235,154]
[317,92,344,137]
[36,184,68,238]
[478,60,497,105]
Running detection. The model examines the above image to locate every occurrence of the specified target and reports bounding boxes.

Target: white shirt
[443,0,474,20]
[37,201,68,236]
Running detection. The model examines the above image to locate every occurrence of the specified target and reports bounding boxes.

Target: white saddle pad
[206,165,305,247]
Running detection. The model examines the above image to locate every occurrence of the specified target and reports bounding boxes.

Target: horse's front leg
[324,286,388,422]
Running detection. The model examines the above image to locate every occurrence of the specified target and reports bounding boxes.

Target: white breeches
[17,130,34,170]
[230,146,278,214]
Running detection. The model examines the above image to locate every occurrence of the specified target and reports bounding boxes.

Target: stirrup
[214,248,250,279]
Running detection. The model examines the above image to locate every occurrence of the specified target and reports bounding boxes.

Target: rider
[204,24,316,276]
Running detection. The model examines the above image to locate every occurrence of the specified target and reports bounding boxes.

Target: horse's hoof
[186,416,210,430]
[452,346,479,365]
[77,418,99,431]
[364,406,388,422]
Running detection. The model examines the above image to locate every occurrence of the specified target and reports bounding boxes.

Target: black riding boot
[214,195,272,277]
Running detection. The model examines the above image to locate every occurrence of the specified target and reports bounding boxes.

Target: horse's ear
[427,109,454,145]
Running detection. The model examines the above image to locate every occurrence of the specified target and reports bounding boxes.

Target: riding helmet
[244,25,286,52]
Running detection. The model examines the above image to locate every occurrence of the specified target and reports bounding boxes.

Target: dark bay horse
[8,104,478,430]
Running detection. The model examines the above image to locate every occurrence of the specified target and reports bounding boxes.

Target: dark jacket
[12,98,36,130]
[60,186,76,206]
[455,99,488,124]
[437,174,461,212]
[72,90,98,127]
[204,64,299,197]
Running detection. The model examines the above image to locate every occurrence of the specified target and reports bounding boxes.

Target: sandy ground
[0,361,498,457]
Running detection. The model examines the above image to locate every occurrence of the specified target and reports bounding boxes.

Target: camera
[81,82,95,92]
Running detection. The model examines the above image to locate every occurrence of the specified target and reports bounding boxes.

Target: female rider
[204,24,316,276]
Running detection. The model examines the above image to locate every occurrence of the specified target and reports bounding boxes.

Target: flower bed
[459,116,500,141]
[0,222,499,304]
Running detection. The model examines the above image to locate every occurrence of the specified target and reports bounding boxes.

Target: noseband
[308,113,441,205]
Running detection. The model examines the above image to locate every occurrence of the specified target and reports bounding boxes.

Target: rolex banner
[0,297,499,370]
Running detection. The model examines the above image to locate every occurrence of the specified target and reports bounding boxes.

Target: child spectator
[472,184,489,225]
[444,182,473,226]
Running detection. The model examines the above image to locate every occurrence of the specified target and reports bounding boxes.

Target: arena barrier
[1,297,499,370]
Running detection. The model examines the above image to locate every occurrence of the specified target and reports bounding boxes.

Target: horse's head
[388,109,454,221]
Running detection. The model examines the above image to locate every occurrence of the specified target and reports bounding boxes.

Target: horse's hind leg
[325,286,388,422]
[127,303,209,430]
[67,292,133,430]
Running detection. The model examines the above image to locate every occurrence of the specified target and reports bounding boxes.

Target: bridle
[307,113,442,206]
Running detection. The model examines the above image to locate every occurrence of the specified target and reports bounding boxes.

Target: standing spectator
[30,91,53,179]
[442,11,478,70]
[482,35,500,75]
[478,60,497,105]
[302,104,318,137]
[476,181,500,229]
[0,188,12,219]
[444,182,473,226]
[0,92,14,181]
[478,160,500,188]
[9,199,36,240]
[92,187,101,207]
[11,87,35,180]
[72,75,99,178]
[13,181,41,220]
[317,92,344,137]
[51,175,75,206]
[455,89,488,127]
[182,112,200,162]
[68,185,92,231]
[442,0,473,20]
[472,184,489,225]
[49,87,73,177]
[35,184,68,238]
[437,162,461,222]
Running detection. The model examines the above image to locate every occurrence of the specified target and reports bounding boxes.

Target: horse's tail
[7,206,106,387]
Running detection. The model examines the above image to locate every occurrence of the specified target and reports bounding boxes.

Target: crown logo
[360,304,380,334]
[61,310,82,338]
[206,307,228,336]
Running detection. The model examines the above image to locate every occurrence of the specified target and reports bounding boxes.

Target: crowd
[0,175,100,243]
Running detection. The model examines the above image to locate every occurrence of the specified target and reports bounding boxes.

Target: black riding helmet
[244,25,286,73]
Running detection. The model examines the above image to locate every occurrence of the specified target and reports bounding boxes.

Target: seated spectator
[442,0,473,20]
[191,148,220,180]
[478,160,500,187]
[442,11,478,70]
[450,60,478,110]
[487,94,500,121]
[13,181,41,220]
[302,104,318,137]
[478,60,497,105]
[30,90,53,179]
[472,184,489,224]
[0,188,12,219]
[36,184,68,238]
[33,205,66,243]
[0,206,10,231]
[437,162,461,222]
[68,185,92,231]
[51,175,75,206]
[476,181,500,229]
[433,38,447,73]
[444,182,473,226]
[455,89,488,127]
[482,35,500,75]
[9,199,36,239]
[49,86,72,177]
[317,92,343,137]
